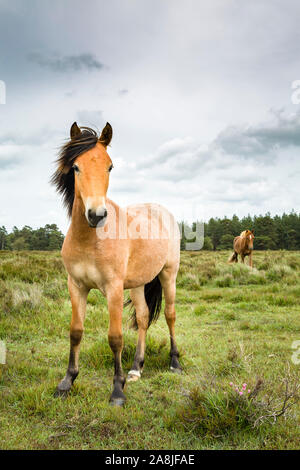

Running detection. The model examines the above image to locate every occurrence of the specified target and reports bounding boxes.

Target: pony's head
[52,122,113,228]
[241,229,255,250]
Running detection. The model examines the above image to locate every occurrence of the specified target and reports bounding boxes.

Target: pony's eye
[73,164,80,173]
[108,164,113,172]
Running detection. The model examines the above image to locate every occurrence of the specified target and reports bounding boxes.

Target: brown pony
[228,230,255,267]
[51,122,181,406]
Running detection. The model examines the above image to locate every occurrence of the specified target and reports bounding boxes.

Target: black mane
[51,126,99,217]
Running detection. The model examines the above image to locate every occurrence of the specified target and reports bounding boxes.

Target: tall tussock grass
[171,372,299,438]
[0,252,65,283]
[0,280,43,314]
[178,250,299,289]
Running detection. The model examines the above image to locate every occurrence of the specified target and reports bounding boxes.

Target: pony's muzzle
[87,207,107,228]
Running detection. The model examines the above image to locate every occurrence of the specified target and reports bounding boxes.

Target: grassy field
[0,249,299,450]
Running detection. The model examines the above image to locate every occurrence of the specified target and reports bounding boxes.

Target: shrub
[172,376,299,438]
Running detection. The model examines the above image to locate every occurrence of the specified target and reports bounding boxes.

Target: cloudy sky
[0,0,300,233]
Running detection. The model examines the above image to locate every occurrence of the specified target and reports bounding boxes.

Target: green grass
[0,250,299,450]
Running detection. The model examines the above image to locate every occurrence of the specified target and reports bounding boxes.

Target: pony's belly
[124,240,168,288]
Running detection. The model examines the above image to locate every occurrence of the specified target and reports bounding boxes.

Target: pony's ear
[251,229,255,234]
[99,122,113,147]
[70,122,81,140]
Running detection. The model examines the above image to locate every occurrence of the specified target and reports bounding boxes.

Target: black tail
[125,276,163,330]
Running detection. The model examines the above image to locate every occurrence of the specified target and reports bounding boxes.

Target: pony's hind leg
[159,268,182,373]
[55,276,88,397]
[127,286,149,382]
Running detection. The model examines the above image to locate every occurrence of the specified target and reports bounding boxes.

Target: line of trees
[0,211,299,251]
[0,224,65,251]
[180,211,300,251]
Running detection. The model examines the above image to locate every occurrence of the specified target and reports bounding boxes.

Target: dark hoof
[54,373,76,398]
[170,366,182,374]
[109,397,126,407]
[170,355,182,373]
[54,387,70,398]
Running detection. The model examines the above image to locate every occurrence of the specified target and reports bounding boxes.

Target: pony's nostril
[103,209,108,218]
[88,209,98,225]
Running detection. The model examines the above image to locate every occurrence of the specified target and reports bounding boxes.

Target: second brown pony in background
[228,230,255,267]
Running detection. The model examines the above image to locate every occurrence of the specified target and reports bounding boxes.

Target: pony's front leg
[107,282,126,406]
[55,276,88,397]
[249,252,253,268]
